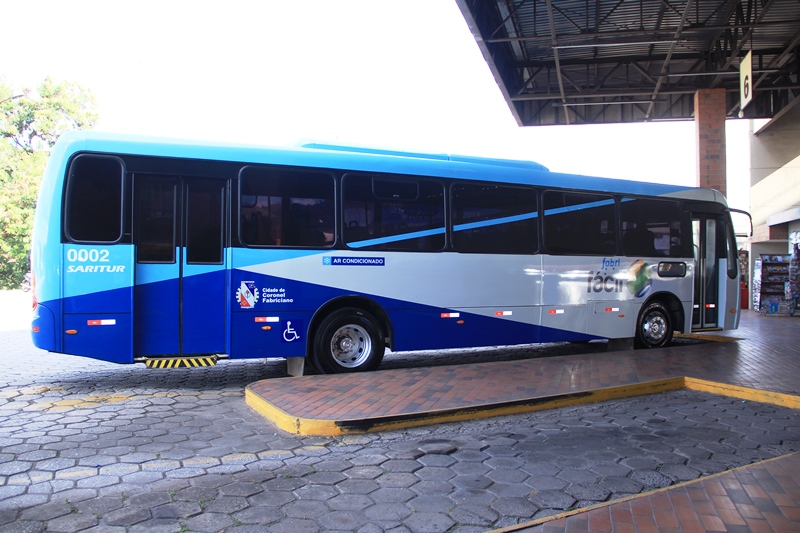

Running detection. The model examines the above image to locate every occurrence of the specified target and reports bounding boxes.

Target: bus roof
[52,130,723,203]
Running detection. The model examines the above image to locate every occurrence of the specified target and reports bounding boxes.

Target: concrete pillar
[694,88,727,196]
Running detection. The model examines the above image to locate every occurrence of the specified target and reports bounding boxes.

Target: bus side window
[64,155,125,243]
[342,173,445,251]
[542,191,616,256]
[451,182,538,254]
[239,166,335,248]
[620,198,689,258]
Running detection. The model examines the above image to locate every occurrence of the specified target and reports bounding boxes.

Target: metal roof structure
[456,0,800,126]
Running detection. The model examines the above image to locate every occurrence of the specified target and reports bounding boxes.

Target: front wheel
[312,308,385,373]
[635,301,673,349]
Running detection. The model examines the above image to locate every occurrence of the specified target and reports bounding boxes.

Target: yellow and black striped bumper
[144,356,219,368]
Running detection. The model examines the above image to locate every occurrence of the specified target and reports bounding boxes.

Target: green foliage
[0,77,97,289]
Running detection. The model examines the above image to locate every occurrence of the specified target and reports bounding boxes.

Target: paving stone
[247,490,296,507]
[327,493,375,512]
[448,503,498,526]
[232,505,283,525]
[599,476,643,494]
[317,509,369,531]
[659,463,702,482]
[0,508,19,526]
[490,496,539,518]
[451,474,492,490]
[528,489,576,510]
[527,475,568,491]
[412,479,454,496]
[4,310,800,532]
[182,511,234,532]
[18,501,73,521]
[260,517,318,533]
[364,502,413,521]
[283,498,329,519]
[407,494,454,513]
[403,511,455,533]
[486,468,528,483]
[414,466,456,483]
[449,488,495,506]
[629,469,673,489]
[127,491,172,508]
[417,440,457,455]
[336,479,379,495]
[565,483,611,502]
[0,485,27,500]
[372,487,416,503]
[104,507,151,527]
[294,483,338,501]
[0,494,49,510]
[0,461,32,475]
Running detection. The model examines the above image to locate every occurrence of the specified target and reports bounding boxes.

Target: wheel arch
[306,296,393,357]
[639,290,685,336]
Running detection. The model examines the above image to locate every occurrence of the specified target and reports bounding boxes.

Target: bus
[31,131,742,375]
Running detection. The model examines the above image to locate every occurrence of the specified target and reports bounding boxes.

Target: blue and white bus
[31,131,742,375]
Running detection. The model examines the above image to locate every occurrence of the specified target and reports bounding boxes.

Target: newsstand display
[753,254,795,315]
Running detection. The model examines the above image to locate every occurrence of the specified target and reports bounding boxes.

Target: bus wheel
[313,308,385,373]
[635,301,673,349]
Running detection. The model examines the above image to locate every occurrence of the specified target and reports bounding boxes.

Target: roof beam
[645,0,694,119]
[545,0,570,124]
[484,20,800,45]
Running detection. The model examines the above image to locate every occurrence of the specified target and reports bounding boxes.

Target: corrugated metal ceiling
[457,0,800,125]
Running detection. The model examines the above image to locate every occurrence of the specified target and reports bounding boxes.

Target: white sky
[2,0,753,211]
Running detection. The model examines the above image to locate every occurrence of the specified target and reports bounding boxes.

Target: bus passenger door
[134,176,228,357]
[692,215,719,329]
[181,179,227,354]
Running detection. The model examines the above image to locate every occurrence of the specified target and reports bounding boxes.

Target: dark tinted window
[64,155,124,242]
[240,166,335,248]
[543,191,616,255]
[135,176,177,263]
[452,183,538,254]
[620,197,690,257]
[186,180,225,264]
[343,174,445,251]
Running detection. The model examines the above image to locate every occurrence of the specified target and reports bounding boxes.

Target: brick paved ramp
[246,314,800,436]
[3,285,800,532]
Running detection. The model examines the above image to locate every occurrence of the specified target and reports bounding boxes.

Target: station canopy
[457,0,800,125]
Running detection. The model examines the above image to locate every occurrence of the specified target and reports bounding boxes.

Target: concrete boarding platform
[246,312,800,531]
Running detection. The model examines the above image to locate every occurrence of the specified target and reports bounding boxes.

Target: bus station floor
[246,311,800,532]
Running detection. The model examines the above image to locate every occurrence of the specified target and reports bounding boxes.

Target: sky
[2,0,755,212]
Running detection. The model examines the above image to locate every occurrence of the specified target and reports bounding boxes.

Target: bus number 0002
[67,249,110,263]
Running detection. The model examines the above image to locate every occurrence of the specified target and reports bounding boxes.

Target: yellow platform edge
[246,376,800,437]
[245,378,684,437]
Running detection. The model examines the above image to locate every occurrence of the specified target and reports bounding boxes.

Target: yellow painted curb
[684,377,800,409]
[245,378,687,437]
[247,376,800,437]
[674,332,742,342]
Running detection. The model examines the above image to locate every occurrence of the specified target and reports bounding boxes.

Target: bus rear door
[133,176,228,357]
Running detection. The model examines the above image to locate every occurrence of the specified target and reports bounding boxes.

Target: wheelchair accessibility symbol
[282,320,303,343]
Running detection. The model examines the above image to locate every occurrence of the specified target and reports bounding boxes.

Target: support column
[694,88,727,196]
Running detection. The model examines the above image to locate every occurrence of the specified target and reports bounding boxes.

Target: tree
[0,77,97,289]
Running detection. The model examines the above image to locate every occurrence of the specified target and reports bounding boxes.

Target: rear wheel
[635,301,673,348]
[312,308,385,373]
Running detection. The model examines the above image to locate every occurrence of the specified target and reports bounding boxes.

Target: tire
[312,308,385,373]
[635,301,673,349]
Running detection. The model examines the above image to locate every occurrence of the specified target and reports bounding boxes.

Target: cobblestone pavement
[2,290,799,532]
